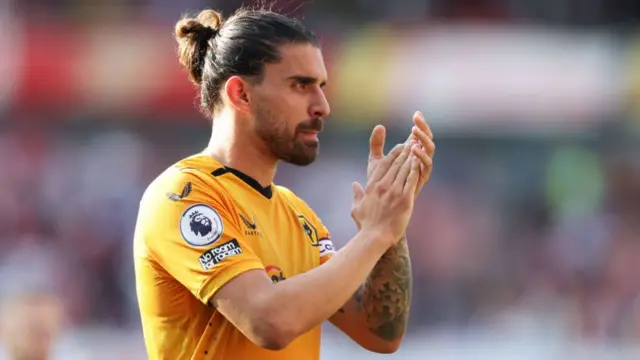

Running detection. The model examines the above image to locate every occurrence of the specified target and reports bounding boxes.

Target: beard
[253,102,323,166]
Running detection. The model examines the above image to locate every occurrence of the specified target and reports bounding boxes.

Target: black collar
[211,167,273,199]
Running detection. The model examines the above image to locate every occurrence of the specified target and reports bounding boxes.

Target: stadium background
[2,0,640,358]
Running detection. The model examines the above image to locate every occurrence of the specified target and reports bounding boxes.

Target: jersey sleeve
[140,171,265,304]
[304,210,334,265]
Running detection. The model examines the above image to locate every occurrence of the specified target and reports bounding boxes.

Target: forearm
[359,235,412,341]
[267,230,390,339]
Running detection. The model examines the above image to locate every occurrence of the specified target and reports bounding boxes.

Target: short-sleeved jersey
[134,154,336,360]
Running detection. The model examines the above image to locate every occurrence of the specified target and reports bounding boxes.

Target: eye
[293,81,308,91]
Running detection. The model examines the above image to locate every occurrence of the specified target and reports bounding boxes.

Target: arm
[214,144,420,351]
[330,112,432,352]
[212,229,391,350]
[329,235,411,353]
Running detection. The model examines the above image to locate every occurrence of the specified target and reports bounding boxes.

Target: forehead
[267,43,327,80]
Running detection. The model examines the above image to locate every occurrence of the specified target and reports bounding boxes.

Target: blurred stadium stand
[2,0,640,358]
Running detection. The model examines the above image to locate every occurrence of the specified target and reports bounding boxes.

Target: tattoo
[340,272,365,314]
[358,236,412,341]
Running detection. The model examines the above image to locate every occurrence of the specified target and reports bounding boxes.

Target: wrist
[358,228,395,252]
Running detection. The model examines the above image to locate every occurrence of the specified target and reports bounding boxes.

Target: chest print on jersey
[297,215,320,247]
[265,264,287,283]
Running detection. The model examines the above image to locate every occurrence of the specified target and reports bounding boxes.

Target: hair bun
[196,9,224,30]
[175,9,223,39]
[175,21,216,43]
[175,10,224,85]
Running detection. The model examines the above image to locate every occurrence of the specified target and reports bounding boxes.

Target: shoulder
[274,185,297,200]
[275,185,309,211]
[275,185,323,223]
[137,160,240,238]
[141,158,233,209]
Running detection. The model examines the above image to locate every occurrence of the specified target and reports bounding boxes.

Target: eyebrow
[287,75,327,88]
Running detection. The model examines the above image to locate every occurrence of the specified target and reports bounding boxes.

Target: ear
[224,75,252,113]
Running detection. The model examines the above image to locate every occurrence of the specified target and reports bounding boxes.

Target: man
[0,291,64,360]
[0,243,66,360]
[134,6,436,360]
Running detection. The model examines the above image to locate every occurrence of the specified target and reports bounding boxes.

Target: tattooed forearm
[359,236,412,341]
[338,287,362,314]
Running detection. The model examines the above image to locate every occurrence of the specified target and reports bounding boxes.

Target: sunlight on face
[250,43,330,166]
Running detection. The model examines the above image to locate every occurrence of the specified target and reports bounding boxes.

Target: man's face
[249,43,330,166]
[0,294,64,360]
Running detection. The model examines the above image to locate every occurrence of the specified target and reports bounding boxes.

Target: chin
[284,150,318,166]
[285,155,317,166]
[279,141,318,166]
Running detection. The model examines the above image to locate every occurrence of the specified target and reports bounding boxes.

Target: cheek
[263,90,306,119]
[253,94,305,143]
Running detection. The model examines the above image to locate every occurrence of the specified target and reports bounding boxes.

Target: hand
[367,112,435,198]
[350,142,421,247]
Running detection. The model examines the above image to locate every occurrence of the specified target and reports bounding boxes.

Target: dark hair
[175,7,319,117]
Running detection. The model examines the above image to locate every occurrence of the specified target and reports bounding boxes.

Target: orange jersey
[134,154,335,360]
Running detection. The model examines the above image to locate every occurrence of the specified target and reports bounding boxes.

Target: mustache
[296,118,324,133]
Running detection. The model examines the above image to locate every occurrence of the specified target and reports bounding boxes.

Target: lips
[298,118,323,134]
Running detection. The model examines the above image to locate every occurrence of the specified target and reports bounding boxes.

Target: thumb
[369,125,386,161]
[352,182,365,202]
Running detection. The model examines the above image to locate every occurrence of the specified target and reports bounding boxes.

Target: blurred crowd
[2,0,640,358]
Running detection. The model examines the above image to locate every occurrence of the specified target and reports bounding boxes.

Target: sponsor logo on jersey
[239,213,261,237]
[199,239,243,270]
[180,204,224,247]
[166,182,192,201]
[265,265,286,283]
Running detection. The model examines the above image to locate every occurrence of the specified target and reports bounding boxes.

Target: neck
[203,109,278,187]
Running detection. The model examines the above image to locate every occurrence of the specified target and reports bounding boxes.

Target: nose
[309,88,331,119]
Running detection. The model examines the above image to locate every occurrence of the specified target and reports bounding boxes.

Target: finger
[404,156,422,195]
[411,145,432,171]
[413,111,433,140]
[351,182,364,229]
[380,143,412,184]
[393,151,414,188]
[352,182,365,202]
[412,146,433,187]
[405,132,416,144]
[411,127,435,157]
[369,144,404,183]
[369,125,386,161]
